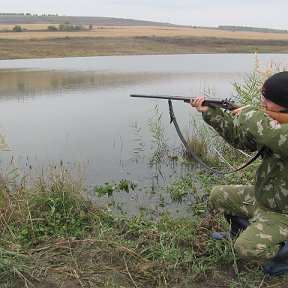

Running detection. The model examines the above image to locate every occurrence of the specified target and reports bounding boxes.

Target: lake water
[0,54,287,217]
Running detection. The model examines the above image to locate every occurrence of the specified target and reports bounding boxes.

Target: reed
[233,53,288,106]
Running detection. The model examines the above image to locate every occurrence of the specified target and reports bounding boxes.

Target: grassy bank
[1,36,288,60]
[0,163,288,288]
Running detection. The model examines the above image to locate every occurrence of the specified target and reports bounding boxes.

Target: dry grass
[1,25,288,40]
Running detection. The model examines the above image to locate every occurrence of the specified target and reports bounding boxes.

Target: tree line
[218,25,288,34]
[0,13,59,16]
[5,22,93,32]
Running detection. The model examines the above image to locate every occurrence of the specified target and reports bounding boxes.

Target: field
[1,24,288,59]
[2,25,288,40]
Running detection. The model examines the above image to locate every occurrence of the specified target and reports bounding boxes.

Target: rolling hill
[0,14,177,27]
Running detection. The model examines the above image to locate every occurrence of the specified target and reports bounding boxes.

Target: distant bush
[12,25,23,32]
[47,25,58,31]
[58,22,85,32]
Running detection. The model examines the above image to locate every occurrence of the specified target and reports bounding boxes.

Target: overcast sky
[1,0,288,30]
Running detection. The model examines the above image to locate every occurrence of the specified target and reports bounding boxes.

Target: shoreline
[1,36,288,60]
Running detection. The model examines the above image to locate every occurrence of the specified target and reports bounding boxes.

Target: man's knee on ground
[234,237,270,262]
[210,186,225,210]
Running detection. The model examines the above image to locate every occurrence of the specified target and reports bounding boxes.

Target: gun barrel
[130,94,191,102]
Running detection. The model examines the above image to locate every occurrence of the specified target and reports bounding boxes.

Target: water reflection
[0,69,193,100]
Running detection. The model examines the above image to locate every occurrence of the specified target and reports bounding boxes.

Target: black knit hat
[261,71,288,108]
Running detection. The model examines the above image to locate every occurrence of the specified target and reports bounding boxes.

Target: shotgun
[130,94,240,111]
[130,94,288,124]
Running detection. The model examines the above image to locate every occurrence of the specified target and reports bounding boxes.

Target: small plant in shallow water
[167,176,196,201]
[94,179,137,197]
[148,104,169,164]
[130,121,146,162]
[167,174,210,215]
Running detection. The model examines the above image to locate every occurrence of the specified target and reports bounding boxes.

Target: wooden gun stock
[265,110,288,124]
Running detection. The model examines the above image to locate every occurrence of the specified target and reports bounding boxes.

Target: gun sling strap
[168,99,263,175]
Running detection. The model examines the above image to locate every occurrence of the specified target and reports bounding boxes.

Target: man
[190,71,288,276]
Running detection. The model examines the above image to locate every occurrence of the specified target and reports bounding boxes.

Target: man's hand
[190,96,209,112]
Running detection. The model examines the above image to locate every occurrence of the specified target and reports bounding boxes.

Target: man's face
[261,97,286,112]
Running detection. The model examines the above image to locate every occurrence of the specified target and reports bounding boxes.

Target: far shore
[1,26,288,60]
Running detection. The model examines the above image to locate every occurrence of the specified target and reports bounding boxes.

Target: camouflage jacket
[202,106,288,213]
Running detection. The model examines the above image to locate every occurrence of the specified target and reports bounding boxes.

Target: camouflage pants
[210,185,288,262]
